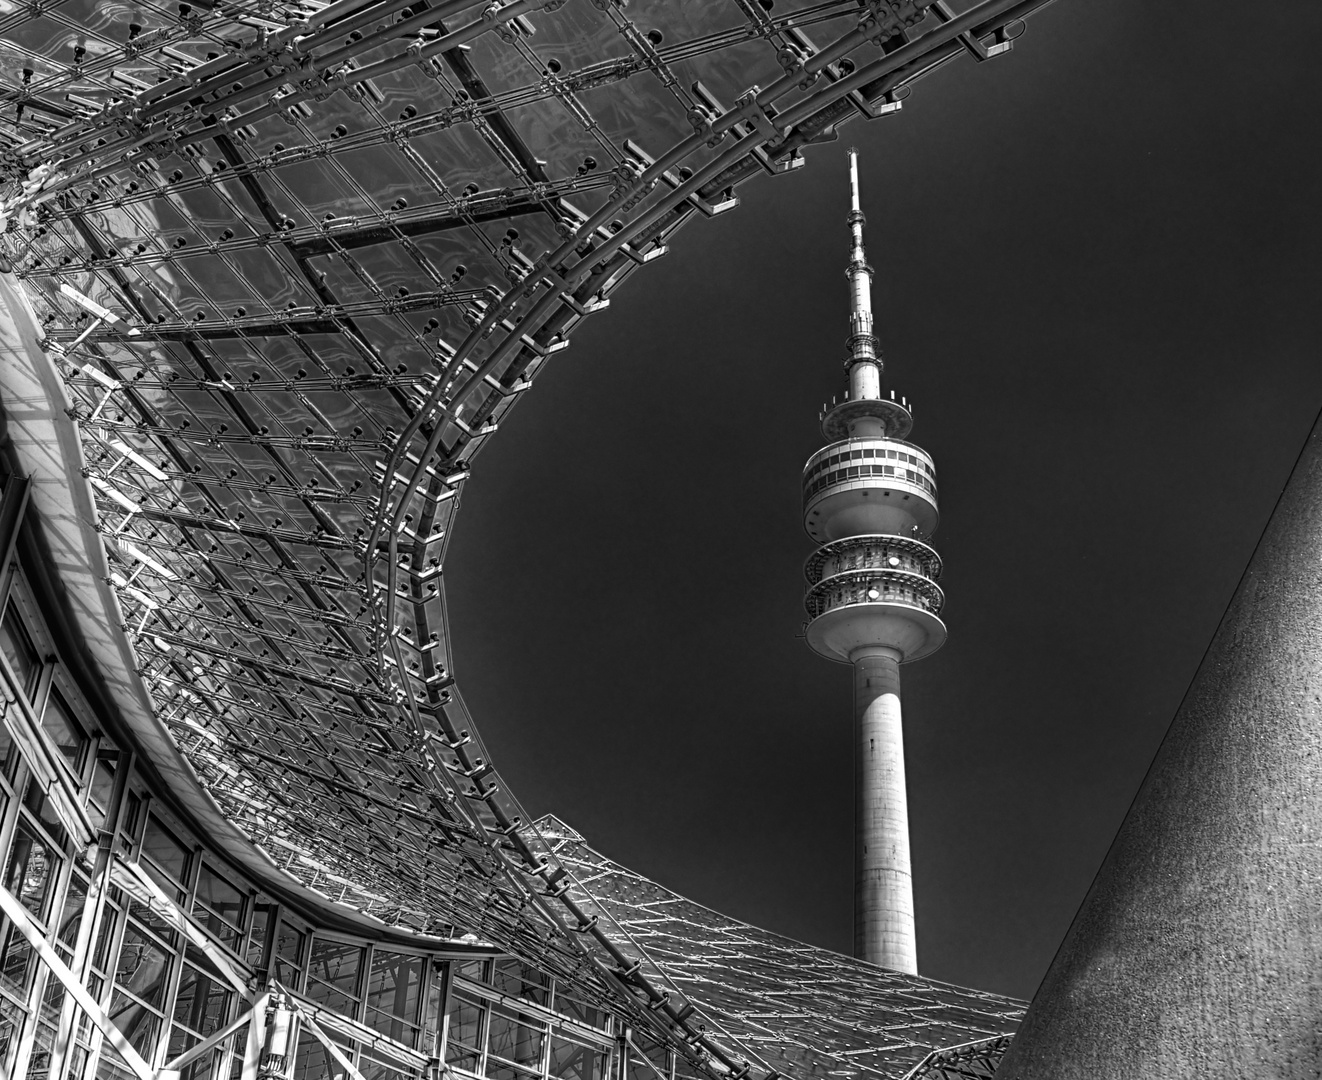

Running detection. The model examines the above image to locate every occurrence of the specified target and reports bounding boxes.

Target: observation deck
[803,534,948,664]
[805,534,943,586]
[803,437,939,543]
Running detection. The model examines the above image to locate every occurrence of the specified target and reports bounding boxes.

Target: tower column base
[851,645,917,973]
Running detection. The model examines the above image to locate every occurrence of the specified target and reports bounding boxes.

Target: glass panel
[173,961,233,1037]
[5,825,60,919]
[194,865,244,924]
[549,1038,607,1080]
[0,926,34,997]
[168,1029,224,1080]
[0,605,41,698]
[119,793,143,852]
[195,907,241,950]
[93,902,121,973]
[488,1060,540,1080]
[89,761,116,832]
[247,903,272,969]
[29,1012,61,1080]
[445,1047,480,1074]
[67,1042,90,1080]
[22,781,69,848]
[141,816,191,889]
[490,960,549,1006]
[554,993,607,1032]
[0,994,24,1069]
[58,871,88,949]
[115,923,173,1008]
[274,920,305,987]
[108,991,163,1057]
[424,969,442,1047]
[95,1040,145,1080]
[359,1051,417,1080]
[626,1039,668,1080]
[365,950,423,1045]
[487,1007,543,1068]
[447,993,484,1052]
[129,894,180,950]
[226,1027,250,1080]
[306,938,363,1016]
[41,690,89,772]
[291,1031,354,1080]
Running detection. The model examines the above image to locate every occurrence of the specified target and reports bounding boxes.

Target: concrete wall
[996,410,1322,1077]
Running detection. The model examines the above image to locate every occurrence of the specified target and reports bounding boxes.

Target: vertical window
[486,1004,544,1075]
[273,920,305,989]
[365,950,424,1046]
[0,928,35,1001]
[118,791,143,856]
[112,807,182,1073]
[491,960,549,1007]
[247,903,273,969]
[22,780,68,849]
[168,947,235,1080]
[305,938,363,1018]
[109,918,174,1060]
[625,1037,669,1080]
[31,874,89,1080]
[140,815,191,898]
[5,824,59,919]
[359,1046,419,1080]
[444,991,485,1074]
[551,986,608,1032]
[549,1037,607,1080]
[292,1031,355,1080]
[0,605,40,698]
[192,864,245,950]
[41,689,89,773]
[88,759,117,832]
[58,871,88,952]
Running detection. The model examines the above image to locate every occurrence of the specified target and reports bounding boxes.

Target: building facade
[0,2,1054,1079]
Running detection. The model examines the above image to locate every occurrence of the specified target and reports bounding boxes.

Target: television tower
[802,150,947,972]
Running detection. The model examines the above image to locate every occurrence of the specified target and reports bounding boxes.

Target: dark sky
[444,1,1322,1001]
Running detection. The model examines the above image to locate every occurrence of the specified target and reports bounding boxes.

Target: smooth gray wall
[997,409,1322,1078]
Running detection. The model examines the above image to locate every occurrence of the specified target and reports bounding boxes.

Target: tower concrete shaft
[802,152,946,975]
[853,646,916,972]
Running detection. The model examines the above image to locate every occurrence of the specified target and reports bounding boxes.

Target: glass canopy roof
[537,815,1023,1080]
[0,0,1052,1074]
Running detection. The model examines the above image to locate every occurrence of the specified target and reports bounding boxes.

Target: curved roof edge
[535,814,1024,1080]
[0,271,465,946]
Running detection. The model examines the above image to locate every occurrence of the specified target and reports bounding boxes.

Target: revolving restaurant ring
[803,564,946,663]
[804,565,944,621]
[803,532,942,586]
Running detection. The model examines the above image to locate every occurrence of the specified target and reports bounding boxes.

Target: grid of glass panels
[444,960,613,1080]
[0,534,467,1080]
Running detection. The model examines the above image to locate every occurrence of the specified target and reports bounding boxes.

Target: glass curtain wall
[0,507,633,1080]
